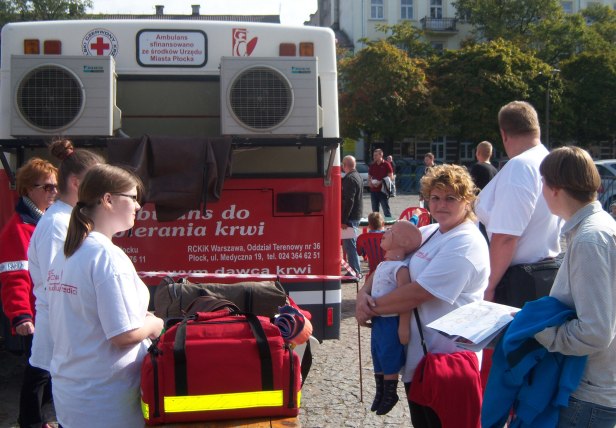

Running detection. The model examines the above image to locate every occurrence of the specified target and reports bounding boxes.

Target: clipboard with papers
[426,300,520,352]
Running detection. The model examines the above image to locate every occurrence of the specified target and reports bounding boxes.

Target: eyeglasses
[113,193,139,202]
[428,195,462,204]
[33,184,58,193]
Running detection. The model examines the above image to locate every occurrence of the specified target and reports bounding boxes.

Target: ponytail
[64,202,94,257]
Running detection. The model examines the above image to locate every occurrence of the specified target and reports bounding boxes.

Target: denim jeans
[558,396,616,428]
[341,220,361,277]
[370,191,392,218]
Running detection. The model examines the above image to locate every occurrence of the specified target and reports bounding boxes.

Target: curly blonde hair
[420,164,478,221]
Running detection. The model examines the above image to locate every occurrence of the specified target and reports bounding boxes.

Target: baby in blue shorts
[370,220,422,415]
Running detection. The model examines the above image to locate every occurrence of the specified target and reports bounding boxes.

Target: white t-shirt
[372,260,408,317]
[402,222,489,383]
[48,232,150,428]
[475,144,562,265]
[27,200,72,370]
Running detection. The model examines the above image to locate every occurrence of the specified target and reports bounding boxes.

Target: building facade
[311,0,616,164]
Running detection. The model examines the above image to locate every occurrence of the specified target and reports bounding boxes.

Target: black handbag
[494,254,564,308]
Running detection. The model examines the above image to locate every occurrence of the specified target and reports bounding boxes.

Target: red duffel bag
[141,310,301,425]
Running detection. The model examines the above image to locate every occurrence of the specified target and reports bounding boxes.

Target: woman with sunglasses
[0,157,57,428]
[47,164,164,428]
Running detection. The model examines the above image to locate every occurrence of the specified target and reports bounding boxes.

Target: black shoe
[376,379,399,415]
[370,374,384,412]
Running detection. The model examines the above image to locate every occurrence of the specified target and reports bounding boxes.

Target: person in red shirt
[368,149,394,217]
[0,157,58,428]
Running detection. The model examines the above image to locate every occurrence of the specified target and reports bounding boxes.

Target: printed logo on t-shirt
[49,283,78,295]
[48,270,78,296]
[415,250,432,262]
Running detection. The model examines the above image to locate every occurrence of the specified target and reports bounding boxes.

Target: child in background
[357,213,386,275]
[367,211,386,232]
[369,220,422,416]
[358,211,422,275]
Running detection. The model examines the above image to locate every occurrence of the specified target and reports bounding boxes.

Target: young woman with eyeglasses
[47,164,163,428]
[0,157,58,428]
[25,139,104,426]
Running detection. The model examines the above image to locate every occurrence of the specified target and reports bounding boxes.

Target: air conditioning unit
[220,57,320,136]
[10,55,121,137]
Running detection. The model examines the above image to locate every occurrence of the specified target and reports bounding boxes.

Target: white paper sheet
[426,300,520,352]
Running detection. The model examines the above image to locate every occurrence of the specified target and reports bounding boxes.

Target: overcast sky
[89,0,317,25]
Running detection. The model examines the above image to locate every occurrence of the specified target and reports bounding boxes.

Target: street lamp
[543,68,560,149]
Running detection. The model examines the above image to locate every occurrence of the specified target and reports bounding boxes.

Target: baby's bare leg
[398,312,411,345]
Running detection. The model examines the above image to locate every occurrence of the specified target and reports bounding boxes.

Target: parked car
[342,162,369,189]
[594,159,616,210]
[394,158,443,194]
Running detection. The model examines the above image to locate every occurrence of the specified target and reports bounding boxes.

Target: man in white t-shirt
[475,101,562,302]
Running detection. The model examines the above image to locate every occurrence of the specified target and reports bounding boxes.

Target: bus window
[232,146,319,175]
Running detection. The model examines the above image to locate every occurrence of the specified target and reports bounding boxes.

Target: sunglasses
[33,183,58,193]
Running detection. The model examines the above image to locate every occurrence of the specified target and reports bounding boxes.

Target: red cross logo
[90,37,110,55]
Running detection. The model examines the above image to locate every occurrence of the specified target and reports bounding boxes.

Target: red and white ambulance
[0,19,343,339]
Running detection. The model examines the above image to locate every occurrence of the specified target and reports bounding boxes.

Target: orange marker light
[299,42,314,57]
[24,39,40,54]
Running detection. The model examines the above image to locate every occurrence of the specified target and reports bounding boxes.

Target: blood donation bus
[0,19,343,339]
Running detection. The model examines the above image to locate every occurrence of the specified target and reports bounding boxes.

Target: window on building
[433,138,445,160]
[457,9,471,22]
[401,0,413,19]
[561,1,573,13]
[371,0,384,19]
[430,0,443,19]
[431,41,444,52]
[460,142,474,162]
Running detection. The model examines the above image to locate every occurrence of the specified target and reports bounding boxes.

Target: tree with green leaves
[372,21,436,59]
[453,0,562,44]
[338,40,430,156]
[0,0,92,29]
[556,50,616,146]
[582,4,616,45]
[530,13,598,66]
[428,39,561,152]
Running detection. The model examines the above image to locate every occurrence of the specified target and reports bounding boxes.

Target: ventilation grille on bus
[10,55,120,137]
[220,57,319,136]
[228,66,292,130]
[16,65,84,130]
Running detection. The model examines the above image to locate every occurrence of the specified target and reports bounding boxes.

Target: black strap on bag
[414,308,429,358]
[172,311,274,396]
[173,320,189,395]
[300,340,313,387]
[413,308,430,382]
